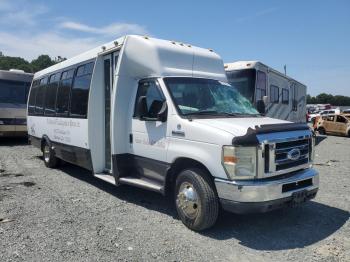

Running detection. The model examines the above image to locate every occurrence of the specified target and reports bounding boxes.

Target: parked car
[308,109,340,122]
[342,109,350,114]
[317,114,350,137]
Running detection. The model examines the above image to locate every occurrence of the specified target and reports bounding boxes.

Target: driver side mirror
[256,99,266,115]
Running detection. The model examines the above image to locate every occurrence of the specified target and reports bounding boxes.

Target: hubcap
[176,182,200,219]
[44,145,50,162]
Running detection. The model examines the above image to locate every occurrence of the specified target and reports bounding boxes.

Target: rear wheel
[318,127,326,135]
[42,141,59,168]
[175,168,219,231]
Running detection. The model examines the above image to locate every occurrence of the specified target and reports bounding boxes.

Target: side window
[35,77,48,115]
[336,116,347,123]
[70,62,94,118]
[45,72,60,116]
[56,69,75,116]
[255,71,266,102]
[326,115,335,122]
[28,80,39,115]
[270,85,279,103]
[282,89,289,104]
[134,80,164,118]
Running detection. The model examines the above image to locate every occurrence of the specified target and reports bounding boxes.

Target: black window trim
[282,88,289,104]
[28,58,96,118]
[69,61,95,119]
[269,84,279,104]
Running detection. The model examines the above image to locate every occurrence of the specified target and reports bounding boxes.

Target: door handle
[172,130,185,137]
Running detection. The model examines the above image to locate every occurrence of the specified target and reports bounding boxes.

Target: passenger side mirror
[256,100,266,115]
[149,100,168,122]
[137,96,148,119]
[137,97,168,122]
[156,100,168,122]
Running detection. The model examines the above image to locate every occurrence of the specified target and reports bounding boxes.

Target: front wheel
[175,169,219,231]
[42,141,59,168]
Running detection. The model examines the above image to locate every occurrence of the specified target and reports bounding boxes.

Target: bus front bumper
[214,168,319,214]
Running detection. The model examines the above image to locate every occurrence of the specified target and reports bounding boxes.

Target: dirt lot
[0,135,349,262]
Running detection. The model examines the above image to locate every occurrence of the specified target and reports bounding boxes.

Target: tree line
[1,51,349,105]
[307,93,350,106]
[0,51,66,73]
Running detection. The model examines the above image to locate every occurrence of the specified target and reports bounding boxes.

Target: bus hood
[194,117,290,137]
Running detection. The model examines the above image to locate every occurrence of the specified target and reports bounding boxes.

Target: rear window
[0,79,30,104]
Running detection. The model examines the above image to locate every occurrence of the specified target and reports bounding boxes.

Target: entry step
[94,173,116,185]
[119,177,163,193]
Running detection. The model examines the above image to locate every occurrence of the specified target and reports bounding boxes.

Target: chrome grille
[275,139,310,171]
[264,138,311,175]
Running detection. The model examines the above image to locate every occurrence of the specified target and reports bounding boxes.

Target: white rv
[27,36,319,231]
[0,69,33,137]
[225,61,307,122]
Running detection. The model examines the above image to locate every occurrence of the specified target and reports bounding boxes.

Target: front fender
[166,137,227,180]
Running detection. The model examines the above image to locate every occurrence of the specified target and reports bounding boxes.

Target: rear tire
[175,168,219,231]
[42,140,59,168]
[318,127,326,135]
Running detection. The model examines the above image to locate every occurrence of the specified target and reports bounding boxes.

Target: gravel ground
[0,135,349,262]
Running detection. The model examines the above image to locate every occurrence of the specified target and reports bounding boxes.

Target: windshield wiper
[184,110,220,116]
[184,110,260,117]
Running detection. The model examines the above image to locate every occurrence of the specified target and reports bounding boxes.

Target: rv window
[70,63,94,117]
[44,73,60,116]
[282,89,289,104]
[256,71,266,102]
[34,77,48,115]
[56,69,75,116]
[270,85,279,103]
[134,80,164,118]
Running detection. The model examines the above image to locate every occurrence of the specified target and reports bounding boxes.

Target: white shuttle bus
[27,36,319,231]
[225,61,307,122]
[0,69,33,137]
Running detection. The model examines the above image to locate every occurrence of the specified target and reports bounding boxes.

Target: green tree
[30,55,56,72]
[0,55,32,72]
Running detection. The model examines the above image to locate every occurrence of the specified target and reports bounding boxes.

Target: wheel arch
[164,157,215,197]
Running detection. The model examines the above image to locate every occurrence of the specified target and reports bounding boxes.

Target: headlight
[222,146,257,180]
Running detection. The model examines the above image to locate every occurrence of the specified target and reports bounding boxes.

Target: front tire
[42,141,59,168]
[175,169,219,231]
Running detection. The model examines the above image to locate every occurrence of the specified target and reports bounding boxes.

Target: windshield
[0,79,30,104]
[164,77,259,117]
[226,69,256,103]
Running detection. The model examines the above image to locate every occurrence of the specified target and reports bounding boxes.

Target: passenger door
[130,80,169,183]
[324,115,335,133]
[103,52,119,172]
[334,115,348,135]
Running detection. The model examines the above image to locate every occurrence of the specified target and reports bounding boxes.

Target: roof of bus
[34,35,226,81]
[224,60,306,87]
[0,70,33,82]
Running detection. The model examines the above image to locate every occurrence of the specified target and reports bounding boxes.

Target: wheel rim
[44,145,50,162]
[176,182,201,219]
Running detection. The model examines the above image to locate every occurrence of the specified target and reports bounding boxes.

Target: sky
[0,0,349,96]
